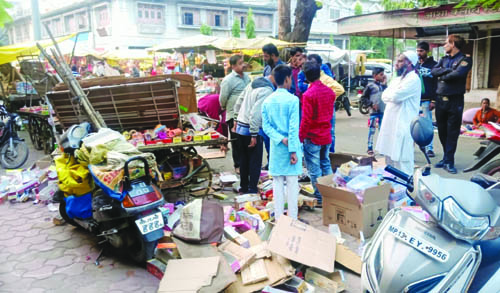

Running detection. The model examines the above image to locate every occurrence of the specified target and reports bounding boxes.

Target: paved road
[0,110,486,292]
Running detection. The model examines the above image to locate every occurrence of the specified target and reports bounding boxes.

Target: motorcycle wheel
[359,103,370,115]
[129,233,157,265]
[59,198,79,227]
[334,100,341,112]
[343,97,352,117]
[1,140,29,169]
[480,159,500,178]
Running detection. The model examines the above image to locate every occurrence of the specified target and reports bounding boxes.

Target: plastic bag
[54,154,93,197]
[346,174,380,193]
[173,199,224,244]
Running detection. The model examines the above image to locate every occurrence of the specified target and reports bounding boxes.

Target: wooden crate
[47,77,186,131]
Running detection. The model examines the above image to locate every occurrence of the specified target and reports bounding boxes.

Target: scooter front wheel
[480,159,500,178]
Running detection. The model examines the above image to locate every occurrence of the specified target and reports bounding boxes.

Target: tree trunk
[278,0,319,43]
[278,0,292,40]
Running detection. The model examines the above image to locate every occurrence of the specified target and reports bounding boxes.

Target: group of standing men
[219,43,343,220]
[364,34,471,175]
[218,34,472,220]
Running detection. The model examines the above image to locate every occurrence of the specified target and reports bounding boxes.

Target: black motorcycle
[0,104,29,169]
[56,123,166,264]
[335,77,352,117]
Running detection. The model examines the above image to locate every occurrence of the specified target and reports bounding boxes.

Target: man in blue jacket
[416,41,438,158]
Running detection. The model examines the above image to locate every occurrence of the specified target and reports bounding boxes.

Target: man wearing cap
[431,34,472,174]
[376,52,421,175]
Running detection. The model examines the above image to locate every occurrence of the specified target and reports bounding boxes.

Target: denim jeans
[420,101,434,152]
[303,139,333,201]
[368,113,383,150]
[329,110,336,153]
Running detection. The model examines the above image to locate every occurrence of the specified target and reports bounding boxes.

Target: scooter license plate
[387,224,449,263]
[135,212,164,235]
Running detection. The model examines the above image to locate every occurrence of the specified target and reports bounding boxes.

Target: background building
[5,0,277,50]
[6,0,383,50]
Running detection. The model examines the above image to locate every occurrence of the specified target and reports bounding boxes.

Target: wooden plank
[241,259,268,285]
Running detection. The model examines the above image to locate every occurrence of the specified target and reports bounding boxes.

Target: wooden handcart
[17,111,57,154]
[46,75,227,195]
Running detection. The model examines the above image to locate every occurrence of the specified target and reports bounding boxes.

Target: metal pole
[70,33,81,69]
[348,35,351,92]
[31,0,42,41]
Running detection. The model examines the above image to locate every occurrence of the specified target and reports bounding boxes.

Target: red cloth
[291,66,301,98]
[299,80,336,145]
[197,94,228,137]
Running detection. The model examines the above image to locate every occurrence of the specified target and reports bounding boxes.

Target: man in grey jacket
[233,76,275,193]
[219,55,251,173]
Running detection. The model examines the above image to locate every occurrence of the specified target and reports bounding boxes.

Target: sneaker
[435,160,446,168]
[427,150,436,158]
[298,175,311,183]
[445,164,457,174]
[367,149,375,156]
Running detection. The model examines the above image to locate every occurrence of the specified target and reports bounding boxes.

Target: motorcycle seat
[471,174,498,189]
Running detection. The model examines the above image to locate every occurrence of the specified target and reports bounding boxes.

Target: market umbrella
[0,33,77,65]
[151,35,220,53]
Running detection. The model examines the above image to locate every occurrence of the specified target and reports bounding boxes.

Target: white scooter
[361,117,500,293]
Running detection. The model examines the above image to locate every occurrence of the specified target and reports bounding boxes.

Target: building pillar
[472,39,479,90]
[484,29,492,89]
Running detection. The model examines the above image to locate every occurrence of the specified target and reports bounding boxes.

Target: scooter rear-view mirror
[410,117,434,175]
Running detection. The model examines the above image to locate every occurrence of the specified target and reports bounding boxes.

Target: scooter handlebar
[385,165,411,182]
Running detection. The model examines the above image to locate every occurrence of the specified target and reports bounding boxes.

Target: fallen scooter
[464,122,500,176]
[362,117,500,292]
[55,123,165,265]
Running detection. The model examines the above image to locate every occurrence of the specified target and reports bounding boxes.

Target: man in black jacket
[431,35,472,174]
[416,41,438,158]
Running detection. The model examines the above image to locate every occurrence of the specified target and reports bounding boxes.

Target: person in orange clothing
[473,98,500,127]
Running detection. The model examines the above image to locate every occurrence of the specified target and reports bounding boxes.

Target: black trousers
[238,134,263,193]
[435,95,464,165]
[227,119,240,168]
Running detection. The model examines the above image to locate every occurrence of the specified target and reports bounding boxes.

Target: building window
[240,16,245,29]
[254,13,272,30]
[64,14,76,33]
[184,12,193,25]
[206,9,227,27]
[77,11,89,30]
[137,3,165,25]
[330,8,340,19]
[95,5,110,27]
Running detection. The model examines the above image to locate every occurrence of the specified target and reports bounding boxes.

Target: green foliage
[246,8,256,39]
[350,36,416,59]
[456,0,500,9]
[232,19,241,38]
[200,24,212,36]
[329,34,334,45]
[315,1,323,9]
[382,0,500,10]
[354,1,363,15]
[0,0,13,28]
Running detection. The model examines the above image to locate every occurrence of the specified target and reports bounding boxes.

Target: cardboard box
[158,256,219,293]
[268,216,336,273]
[305,268,345,292]
[316,174,391,239]
[335,243,362,275]
[329,152,374,171]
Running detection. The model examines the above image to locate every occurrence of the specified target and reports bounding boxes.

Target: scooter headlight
[441,198,489,241]
[14,116,22,127]
[416,180,442,221]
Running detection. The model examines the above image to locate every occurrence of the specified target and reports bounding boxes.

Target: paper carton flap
[362,183,391,205]
[317,175,361,207]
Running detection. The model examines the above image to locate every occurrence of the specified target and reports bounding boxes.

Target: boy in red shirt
[299,61,336,205]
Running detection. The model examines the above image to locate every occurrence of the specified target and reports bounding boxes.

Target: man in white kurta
[376,51,421,175]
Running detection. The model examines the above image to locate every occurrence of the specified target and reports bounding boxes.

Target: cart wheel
[28,116,43,150]
[40,120,55,154]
